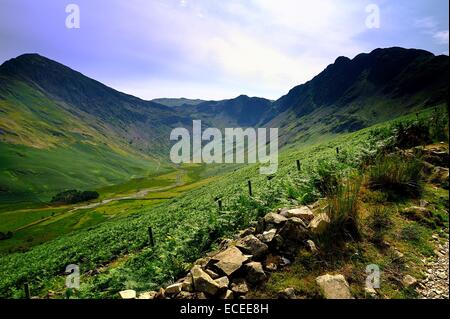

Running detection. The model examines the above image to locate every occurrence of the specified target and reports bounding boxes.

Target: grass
[0,106,447,298]
[367,154,423,200]
[318,174,362,248]
[0,165,207,255]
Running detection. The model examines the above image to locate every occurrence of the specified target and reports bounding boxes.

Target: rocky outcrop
[134,204,339,300]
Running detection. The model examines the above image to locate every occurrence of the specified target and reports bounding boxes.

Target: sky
[0,0,448,100]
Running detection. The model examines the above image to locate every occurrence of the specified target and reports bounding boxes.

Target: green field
[0,106,447,299]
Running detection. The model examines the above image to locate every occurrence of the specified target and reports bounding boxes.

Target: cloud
[1,0,448,100]
[433,30,449,44]
[414,16,438,30]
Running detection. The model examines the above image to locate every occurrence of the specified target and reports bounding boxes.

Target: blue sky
[0,0,448,100]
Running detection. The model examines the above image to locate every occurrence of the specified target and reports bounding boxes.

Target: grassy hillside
[0,106,446,298]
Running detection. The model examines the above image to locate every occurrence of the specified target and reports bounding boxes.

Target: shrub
[367,206,393,244]
[312,159,340,196]
[51,190,100,204]
[367,154,423,199]
[319,174,362,246]
[400,224,423,242]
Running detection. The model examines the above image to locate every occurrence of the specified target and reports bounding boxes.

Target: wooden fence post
[296,160,301,171]
[24,283,30,299]
[248,180,253,197]
[148,227,155,247]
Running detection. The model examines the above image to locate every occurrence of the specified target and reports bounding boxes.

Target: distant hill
[152,98,206,107]
[174,95,274,128]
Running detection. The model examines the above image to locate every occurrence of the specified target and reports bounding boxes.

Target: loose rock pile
[124,205,341,299]
[416,236,449,299]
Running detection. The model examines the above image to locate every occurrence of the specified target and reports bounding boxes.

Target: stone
[306,240,318,253]
[215,276,230,291]
[119,290,136,299]
[194,257,211,268]
[212,246,248,276]
[205,269,220,279]
[309,213,330,234]
[238,227,255,238]
[278,287,296,299]
[137,291,157,299]
[182,275,194,292]
[264,213,288,229]
[220,290,234,300]
[278,217,309,242]
[154,288,166,299]
[364,287,377,298]
[165,283,183,295]
[278,208,290,217]
[236,235,269,259]
[195,292,208,299]
[257,229,277,244]
[231,278,249,295]
[176,291,196,299]
[265,263,277,272]
[286,206,315,223]
[280,257,291,267]
[272,235,285,251]
[316,274,352,299]
[244,262,267,284]
[402,275,418,288]
[190,265,221,296]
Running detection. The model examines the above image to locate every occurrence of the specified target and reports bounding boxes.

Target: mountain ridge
[0,47,448,200]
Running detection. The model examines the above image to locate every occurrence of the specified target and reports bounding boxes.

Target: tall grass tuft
[367,206,393,245]
[319,174,362,247]
[367,154,423,199]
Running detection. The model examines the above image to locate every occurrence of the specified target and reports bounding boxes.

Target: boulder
[137,291,157,299]
[182,275,194,292]
[176,291,196,299]
[236,235,269,258]
[278,217,309,242]
[215,276,230,291]
[238,227,255,238]
[306,240,318,253]
[191,265,220,296]
[205,269,220,279]
[278,287,296,299]
[280,257,291,267]
[316,274,352,299]
[264,213,288,230]
[364,287,377,298]
[165,283,183,295]
[212,246,248,276]
[193,257,212,268]
[257,229,277,244]
[220,290,234,300]
[430,166,449,187]
[278,208,290,217]
[244,262,267,284]
[231,278,249,295]
[286,207,315,223]
[402,275,418,288]
[119,290,136,299]
[195,292,208,299]
[154,288,166,299]
[309,213,330,234]
[265,263,277,272]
